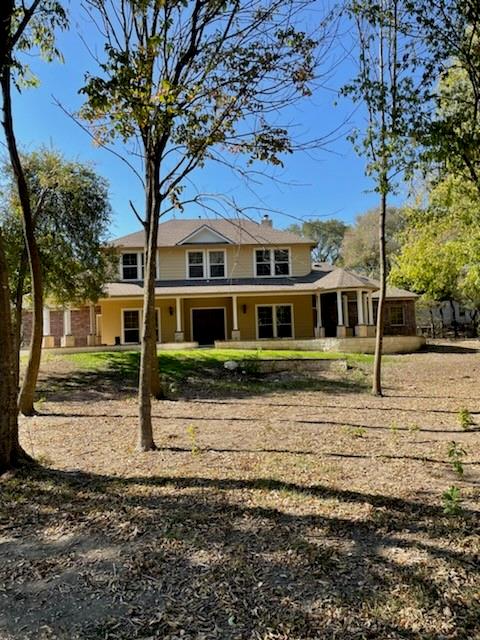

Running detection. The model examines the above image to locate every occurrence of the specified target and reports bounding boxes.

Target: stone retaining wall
[216,336,426,354]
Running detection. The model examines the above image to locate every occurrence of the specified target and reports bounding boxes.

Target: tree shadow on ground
[424,343,479,354]
[37,350,369,403]
[1,467,479,640]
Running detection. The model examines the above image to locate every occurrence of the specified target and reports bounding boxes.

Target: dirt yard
[1,345,479,639]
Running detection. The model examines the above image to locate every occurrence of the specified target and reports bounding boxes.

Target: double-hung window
[255,248,290,277]
[188,251,204,278]
[121,252,145,280]
[122,309,160,344]
[187,250,226,279]
[256,304,293,339]
[208,251,225,278]
[389,305,405,326]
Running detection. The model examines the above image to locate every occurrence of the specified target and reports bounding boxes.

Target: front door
[192,308,226,345]
[321,292,338,338]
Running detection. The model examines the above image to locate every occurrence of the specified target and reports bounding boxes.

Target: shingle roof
[372,285,419,299]
[315,266,378,291]
[112,218,314,248]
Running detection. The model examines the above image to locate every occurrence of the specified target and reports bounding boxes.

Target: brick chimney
[261,214,273,228]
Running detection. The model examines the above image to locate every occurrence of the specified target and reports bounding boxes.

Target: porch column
[367,292,376,337]
[355,290,368,337]
[231,295,240,340]
[174,297,184,342]
[336,290,347,338]
[315,292,325,338]
[61,308,75,347]
[336,290,344,325]
[42,307,54,349]
[87,304,97,346]
[357,290,364,325]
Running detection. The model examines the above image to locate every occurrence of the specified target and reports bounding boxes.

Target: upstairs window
[121,252,147,280]
[208,251,225,278]
[188,251,204,278]
[187,250,226,279]
[255,248,290,277]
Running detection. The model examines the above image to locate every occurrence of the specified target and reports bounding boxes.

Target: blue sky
[8,4,405,239]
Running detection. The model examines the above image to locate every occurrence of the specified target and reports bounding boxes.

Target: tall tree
[80,0,327,450]
[390,176,480,315]
[1,149,115,389]
[405,0,480,190]
[340,206,404,277]
[288,219,348,264]
[0,0,66,472]
[342,0,425,395]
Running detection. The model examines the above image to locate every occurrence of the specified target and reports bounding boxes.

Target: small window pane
[122,253,138,280]
[188,252,204,278]
[276,305,292,337]
[257,306,274,338]
[209,251,225,278]
[124,310,140,343]
[274,249,289,276]
[389,305,405,325]
[256,249,271,277]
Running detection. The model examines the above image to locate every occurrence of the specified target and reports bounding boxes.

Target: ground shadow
[37,350,369,403]
[0,467,478,639]
[423,343,479,354]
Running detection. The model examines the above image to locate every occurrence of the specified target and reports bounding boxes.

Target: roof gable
[112,218,314,248]
[176,224,233,245]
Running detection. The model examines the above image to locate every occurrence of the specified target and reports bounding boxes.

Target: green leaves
[389,176,480,308]
[79,0,320,208]
[0,149,114,306]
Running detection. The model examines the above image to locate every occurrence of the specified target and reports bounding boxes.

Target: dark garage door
[192,308,226,345]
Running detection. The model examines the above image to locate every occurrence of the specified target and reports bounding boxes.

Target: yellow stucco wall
[100,293,315,344]
[100,298,178,345]
[120,244,313,280]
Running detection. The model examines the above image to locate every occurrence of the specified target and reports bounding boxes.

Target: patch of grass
[36,348,371,399]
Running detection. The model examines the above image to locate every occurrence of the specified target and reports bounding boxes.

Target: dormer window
[255,248,290,277]
[187,249,226,279]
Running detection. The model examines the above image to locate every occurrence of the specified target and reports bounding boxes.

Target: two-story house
[33,216,421,351]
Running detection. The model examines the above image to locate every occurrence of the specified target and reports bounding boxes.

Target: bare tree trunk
[372,190,387,396]
[0,230,17,473]
[138,156,160,451]
[1,67,43,417]
[13,248,28,389]
[439,305,445,337]
[449,299,458,338]
[429,307,436,338]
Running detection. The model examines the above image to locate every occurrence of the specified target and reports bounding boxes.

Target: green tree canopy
[390,176,480,309]
[287,219,348,264]
[1,149,115,307]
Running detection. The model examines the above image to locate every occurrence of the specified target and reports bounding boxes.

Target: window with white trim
[122,309,160,344]
[121,252,146,280]
[208,250,225,278]
[389,304,405,326]
[257,304,293,339]
[255,248,290,277]
[187,249,226,279]
[123,309,140,343]
[188,251,204,278]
